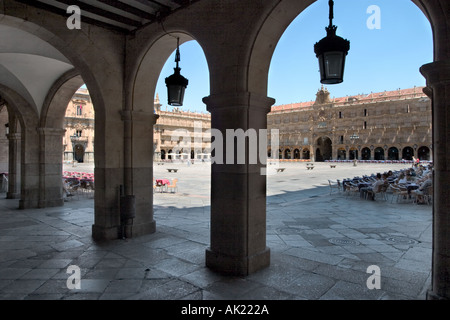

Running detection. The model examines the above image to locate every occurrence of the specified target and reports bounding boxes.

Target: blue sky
[155,0,433,113]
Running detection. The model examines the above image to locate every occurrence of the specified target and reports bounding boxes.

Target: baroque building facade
[61,86,432,164]
[153,95,211,161]
[63,88,95,163]
[268,86,432,162]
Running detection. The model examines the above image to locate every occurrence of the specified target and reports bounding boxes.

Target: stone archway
[315,136,332,162]
[418,146,430,161]
[74,144,85,163]
[388,147,399,160]
[361,147,371,160]
[402,146,414,160]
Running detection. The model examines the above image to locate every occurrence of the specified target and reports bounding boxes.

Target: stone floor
[0,162,432,302]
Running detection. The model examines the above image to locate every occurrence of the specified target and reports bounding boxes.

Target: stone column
[120,110,157,238]
[203,92,274,276]
[19,127,40,209]
[420,60,450,300]
[37,128,65,208]
[6,132,20,199]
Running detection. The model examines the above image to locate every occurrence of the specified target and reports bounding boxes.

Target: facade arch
[361,147,371,160]
[402,146,414,160]
[418,146,431,161]
[388,147,400,161]
[374,147,385,160]
[284,148,291,159]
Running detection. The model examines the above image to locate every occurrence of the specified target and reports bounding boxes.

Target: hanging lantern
[314,0,350,84]
[165,37,188,106]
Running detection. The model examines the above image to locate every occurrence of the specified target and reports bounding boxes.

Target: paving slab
[0,161,432,301]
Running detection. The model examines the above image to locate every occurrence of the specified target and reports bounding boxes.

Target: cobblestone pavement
[0,162,432,301]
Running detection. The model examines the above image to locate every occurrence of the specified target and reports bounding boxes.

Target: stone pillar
[203,92,274,276]
[6,132,20,199]
[120,110,157,238]
[420,60,450,300]
[19,127,40,209]
[38,128,65,208]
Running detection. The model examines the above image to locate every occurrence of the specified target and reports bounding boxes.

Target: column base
[92,224,120,241]
[93,220,156,241]
[206,247,270,276]
[427,289,450,300]
[120,220,156,239]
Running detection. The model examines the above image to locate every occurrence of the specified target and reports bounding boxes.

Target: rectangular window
[339,135,344,144]
[364,109,368,117]
[339,111,342,119]
[76,130,82,137]
[76,105,83,116]
[363,121,367,129]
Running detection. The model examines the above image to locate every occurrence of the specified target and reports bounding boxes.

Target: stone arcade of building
[270,86,432,163]
[0,0,449,300]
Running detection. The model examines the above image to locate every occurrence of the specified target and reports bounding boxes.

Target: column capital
[6,132,21,140]
[203,92,275,114]
[420,60,450,87]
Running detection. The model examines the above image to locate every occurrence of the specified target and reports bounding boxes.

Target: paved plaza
[0,161,432,301]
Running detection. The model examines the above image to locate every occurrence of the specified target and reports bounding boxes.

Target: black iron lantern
[165,37,188,106]
[314,0,350,84]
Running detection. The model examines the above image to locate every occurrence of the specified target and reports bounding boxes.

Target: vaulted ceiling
[0,1,201,115]
[14,0,200,33]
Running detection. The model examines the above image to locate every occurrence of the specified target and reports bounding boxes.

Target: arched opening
[388,147,399,160]
[161,149,166,160]
[293,148,300,159]
[0,103,8,175]
[284,148,291,159]
[337,148,346,160]
[361,147,371,160]
[74,144,85,163]
[402,146,414,160]
[0,102,11,195]
[315,136,332,161]
[418,146,430,161]
[62,84,95,165]
[374,147,385,160]
[349,148,358,160]
[302,148,310,160]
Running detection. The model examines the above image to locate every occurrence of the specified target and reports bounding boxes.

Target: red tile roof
[270,87,426,113]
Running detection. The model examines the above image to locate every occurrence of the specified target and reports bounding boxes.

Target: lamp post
[349,133,359,164]
[314,0,350,84]
[165,37,188,106]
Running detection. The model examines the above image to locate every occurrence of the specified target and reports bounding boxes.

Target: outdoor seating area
[153,177,178,193]
[62,171,95,200]
[328,162,433,205]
